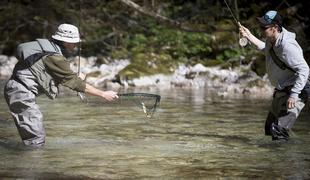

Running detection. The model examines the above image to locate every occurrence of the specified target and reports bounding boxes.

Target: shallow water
[1,81,310,179]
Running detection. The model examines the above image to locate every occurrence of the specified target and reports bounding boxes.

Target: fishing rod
[77,0,87,102]
[223,0,248,47]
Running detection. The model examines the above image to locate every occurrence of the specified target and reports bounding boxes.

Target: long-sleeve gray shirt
[257,28,309,99]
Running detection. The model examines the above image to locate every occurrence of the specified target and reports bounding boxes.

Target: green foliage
[149,27,213,59]
[1,0,308,78]
[114,25,219,79]
[216,48,241,62]
[127,34,149,53]
[118,52,175,80]
[120,26,214,64]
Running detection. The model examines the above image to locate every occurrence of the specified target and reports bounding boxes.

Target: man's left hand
[78,73,86,80]
[287,97,296,109]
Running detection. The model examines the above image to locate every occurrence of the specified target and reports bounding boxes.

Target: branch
[118,0,208,33]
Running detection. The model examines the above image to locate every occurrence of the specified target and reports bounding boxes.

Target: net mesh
[118,93,161,118]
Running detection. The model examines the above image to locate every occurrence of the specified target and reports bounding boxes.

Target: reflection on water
[1,81,310,179]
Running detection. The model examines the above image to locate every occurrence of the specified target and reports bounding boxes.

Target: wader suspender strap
[18,40,58,68]
[270,47,310,83]
[269,47,296,73]
[36,39,60,54]
[23,52,56,67]
[270,47,310,100]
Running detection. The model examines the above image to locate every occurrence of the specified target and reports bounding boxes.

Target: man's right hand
[101,90,118,101]
[238,23,251,39]
[84,84,118,101]
[238,23,265,49]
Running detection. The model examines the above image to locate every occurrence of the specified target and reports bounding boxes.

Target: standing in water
[4,23,119,148]
[239,10,309,141]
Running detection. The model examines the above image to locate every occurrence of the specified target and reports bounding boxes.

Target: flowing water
[0,80,310,179]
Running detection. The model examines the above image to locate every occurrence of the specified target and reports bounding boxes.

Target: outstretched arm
[44,55,118,102]
[84,84,118,101]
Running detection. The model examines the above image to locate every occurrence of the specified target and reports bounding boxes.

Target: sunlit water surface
[1,80,310,179]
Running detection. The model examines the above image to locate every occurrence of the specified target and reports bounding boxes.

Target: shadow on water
[0,172,98,180]
[0,139,26,151]
[162,131,253,145]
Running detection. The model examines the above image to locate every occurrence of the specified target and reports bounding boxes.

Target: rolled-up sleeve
[43,55,86,92]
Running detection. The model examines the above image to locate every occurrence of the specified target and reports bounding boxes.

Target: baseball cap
[257,10,283,26]
[52,24,80,43]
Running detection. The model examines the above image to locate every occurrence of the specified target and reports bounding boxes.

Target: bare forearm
[247,33,265,49]
[85,84,103,96]
[239,24,265,49]
[84,84,118,101]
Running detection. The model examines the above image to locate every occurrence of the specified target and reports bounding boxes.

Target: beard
[61,46,78,58]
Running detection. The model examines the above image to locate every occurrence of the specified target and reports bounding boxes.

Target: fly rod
[77,0,87,102]
[223,0,248,47]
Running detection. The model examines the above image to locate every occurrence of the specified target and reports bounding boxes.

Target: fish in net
[117,93,161,118]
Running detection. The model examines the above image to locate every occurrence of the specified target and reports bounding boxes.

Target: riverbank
[0,55,273,99]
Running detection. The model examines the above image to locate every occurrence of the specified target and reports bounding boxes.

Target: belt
[274,86,293,94]
[274,85,308,100]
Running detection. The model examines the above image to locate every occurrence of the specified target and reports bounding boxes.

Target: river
[0,80,310,179]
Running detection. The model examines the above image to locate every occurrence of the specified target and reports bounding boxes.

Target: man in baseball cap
[239,11,309,142]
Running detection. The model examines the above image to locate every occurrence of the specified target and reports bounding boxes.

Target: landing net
[118,93,161,118]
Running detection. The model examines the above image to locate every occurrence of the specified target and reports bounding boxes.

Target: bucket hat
[52,24,80,43]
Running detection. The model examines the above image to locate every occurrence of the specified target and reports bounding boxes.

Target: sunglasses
[260,25,274,30]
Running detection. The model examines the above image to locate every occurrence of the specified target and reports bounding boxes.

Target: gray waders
[265,89,307,141]
[4,39,61,147]
[4,68,45,147]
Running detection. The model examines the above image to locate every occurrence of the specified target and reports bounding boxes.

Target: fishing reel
[237,22,249,47]
[239,36,248,47]
[238,29,248,47]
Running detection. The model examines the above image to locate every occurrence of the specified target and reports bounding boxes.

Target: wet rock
[130,74,171,88]
[129,64,273,98]
[0,55,18,79]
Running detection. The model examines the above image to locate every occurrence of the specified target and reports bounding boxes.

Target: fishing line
[223,0,239,25]
[223,0,248,47]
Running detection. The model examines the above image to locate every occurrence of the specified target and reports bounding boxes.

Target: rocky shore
[0,55,273,98]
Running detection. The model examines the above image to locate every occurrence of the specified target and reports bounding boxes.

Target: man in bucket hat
[239,11,309,141]
[4,23,118,148]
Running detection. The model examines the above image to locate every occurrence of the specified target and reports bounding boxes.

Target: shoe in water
[271,123,289,141]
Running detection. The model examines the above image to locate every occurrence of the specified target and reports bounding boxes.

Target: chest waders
[4,39,62,147]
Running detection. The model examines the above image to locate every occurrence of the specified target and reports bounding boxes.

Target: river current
[0,80,309,179]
